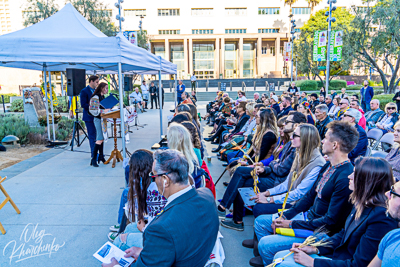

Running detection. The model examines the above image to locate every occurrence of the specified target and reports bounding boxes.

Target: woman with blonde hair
[167,123,199,176]
[375,102,399,134]
[251,123,326,216]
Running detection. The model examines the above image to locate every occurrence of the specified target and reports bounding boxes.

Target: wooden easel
[0,176,21,234]
[101,110,124,168]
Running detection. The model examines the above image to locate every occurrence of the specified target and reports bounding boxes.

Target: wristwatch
[267,197,271,203]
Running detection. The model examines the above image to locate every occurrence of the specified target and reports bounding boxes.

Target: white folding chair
[367,128,383,149]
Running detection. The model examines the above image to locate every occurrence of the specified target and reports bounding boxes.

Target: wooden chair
[0,176,21,234]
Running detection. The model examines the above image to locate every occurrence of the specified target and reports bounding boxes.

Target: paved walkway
[0,101,253,266]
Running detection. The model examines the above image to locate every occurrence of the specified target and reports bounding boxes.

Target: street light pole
[325,0,337,95]
[289,15,296,82]
[115,0,125,34]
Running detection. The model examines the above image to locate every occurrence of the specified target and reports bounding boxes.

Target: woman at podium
[89,82,109,167]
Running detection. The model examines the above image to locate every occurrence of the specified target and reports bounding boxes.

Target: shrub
[295,80,318,91]
[0,114,45,144]
[330,80,347,89]
[53,116,85,141]
[0,93,18,103]
[373,94,395,110]
[9,99,24,112]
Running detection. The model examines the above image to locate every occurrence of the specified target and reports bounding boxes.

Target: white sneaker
[109,224,120,232]
[108,232,119,242]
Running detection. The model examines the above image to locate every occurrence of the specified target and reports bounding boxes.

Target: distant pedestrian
[191,73,197,92]
[149,82,158,109]
[360,80,374,112]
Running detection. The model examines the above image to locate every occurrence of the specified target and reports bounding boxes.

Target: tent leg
[174,75,177,108]
[48,71,56,141]
[61,72,64,96]
[158,70,163,137]
[118,62,126,159]
[43,65,50,141]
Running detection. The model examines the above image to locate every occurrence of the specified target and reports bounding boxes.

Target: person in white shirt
[129,87,146,112]
[190,73,197,91]
[140,80,149,109]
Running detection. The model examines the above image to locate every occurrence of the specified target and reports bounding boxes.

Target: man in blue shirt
[360,80,374,112]
[367,181,400,267]
[176,80,185,105]
[80,75,99,162]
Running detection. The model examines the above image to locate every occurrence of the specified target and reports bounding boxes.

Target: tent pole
[60,72,64,96]
[158,70,163,137]
[174,75,177,108]
[48,71,56,141]
[43,65,50,141]
[118,62,126,159]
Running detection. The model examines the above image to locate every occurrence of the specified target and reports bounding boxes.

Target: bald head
[370,99,380,111]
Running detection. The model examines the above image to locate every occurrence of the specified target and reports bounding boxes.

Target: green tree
[306,0,323,10]
[283,0,298,7]
[137,30,149,50]
[68,0,117,37]
[347,0,400,93]
[23,0,59,27]
[293,7,354,82]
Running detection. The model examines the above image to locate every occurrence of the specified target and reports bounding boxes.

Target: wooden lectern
[101,110,123,168]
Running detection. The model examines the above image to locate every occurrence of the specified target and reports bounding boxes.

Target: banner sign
[330,30,343,61]
[123,31,137,46]
[283,42,291,62]
[313,30,327,61]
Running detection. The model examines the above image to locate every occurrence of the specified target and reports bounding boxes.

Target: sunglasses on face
[387,107,396,110]
[390,185,400,198]
[292,133,301,139]
[149,171,171,182]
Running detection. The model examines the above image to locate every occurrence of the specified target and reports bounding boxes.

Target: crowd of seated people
[103,87,400,267]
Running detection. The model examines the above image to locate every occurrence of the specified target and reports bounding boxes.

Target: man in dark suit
[80,75,99,161]
[103,149,219,267]
[360,80,374,112]
[342,108,368,164]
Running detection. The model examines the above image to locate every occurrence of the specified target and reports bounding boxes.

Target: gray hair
[346,108,362,123]
[326,95,332,100]
[371,99,380,105]
[153,149,189,185]
[315,104,329,114]
[254,93,260,97]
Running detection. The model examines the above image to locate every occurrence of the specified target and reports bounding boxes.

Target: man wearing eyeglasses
[368,182,400,267]
[335,98,349,120]
[103,149,219,267]
[342,108,368,164]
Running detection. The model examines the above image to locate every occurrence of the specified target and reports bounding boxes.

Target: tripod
[131,101,146,130]
[70,96,88,151]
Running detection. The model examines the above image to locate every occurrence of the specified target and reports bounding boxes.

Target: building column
[165,39,170,61]
[183,38,188,78]
[188,38,193,75]
[257,37,262,77]
[215,38,220,78]
[275,37,280,72]
[220,38,225,78]
[239,37,244,78]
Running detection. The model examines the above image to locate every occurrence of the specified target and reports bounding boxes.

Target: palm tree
[283,0,298,7]
[306,0,323,10]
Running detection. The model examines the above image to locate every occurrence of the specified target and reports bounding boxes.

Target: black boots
[91,144,100,167]
[98,143,106,164]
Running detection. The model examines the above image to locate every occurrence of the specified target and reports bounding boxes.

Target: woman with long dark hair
[110,149,167,248]
[274,157,397,267]
[89,82,109,167]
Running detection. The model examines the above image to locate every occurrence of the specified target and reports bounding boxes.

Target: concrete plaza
[0,101,254,266]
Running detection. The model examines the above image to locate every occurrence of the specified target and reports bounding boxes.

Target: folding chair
[367,128,383,149]
[0,176,21,234]
[365,147,372,157]
[378,133,394,152]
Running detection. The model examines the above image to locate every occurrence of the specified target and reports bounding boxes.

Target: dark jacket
[135,188,219,267]
[149,85,157,95]
[348,124,368,164]
[283,162,354,235]
[315,206,398,267]
[277,106,293,120]
[271,103,280,115]
[316,116,332,141]
[263,141,296,184]
[360,86,374,103]
[326,101,334,110]
[311,99,320,113]
[80,85,95,122]
[365,108,385,127]
[232,114,250,135]
[287,86,298,94]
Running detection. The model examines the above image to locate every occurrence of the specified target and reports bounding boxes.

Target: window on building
[191,8,213,16]
[292,7,311,15]
[225,8,247,16]
[192,29,214,34]
[357,6,369,13]
[158,29,180,35]
[225,29,247,34]
[158,9,180,16]
[258,28,280,33]
[258,8,280,15]
[124,9,146,17]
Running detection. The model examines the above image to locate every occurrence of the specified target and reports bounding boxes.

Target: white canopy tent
[0,3,176,157]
